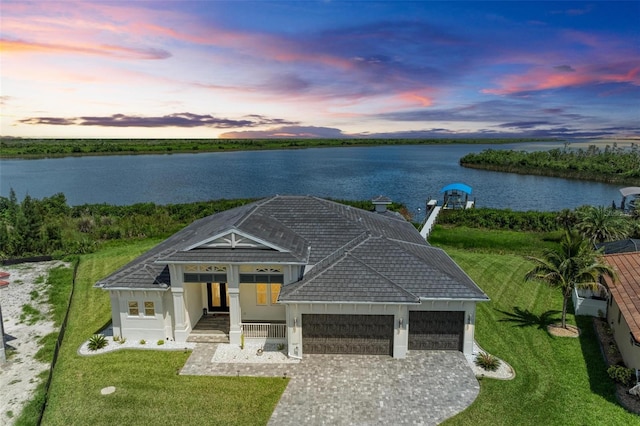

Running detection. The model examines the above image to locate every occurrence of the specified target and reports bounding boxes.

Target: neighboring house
[597,239,640,255]
[604,252,640,370]
[95,196,489,359]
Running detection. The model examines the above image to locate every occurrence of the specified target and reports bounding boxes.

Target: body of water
[0,142,624,217]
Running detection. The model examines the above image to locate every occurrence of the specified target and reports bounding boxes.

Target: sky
[1,1,639,139]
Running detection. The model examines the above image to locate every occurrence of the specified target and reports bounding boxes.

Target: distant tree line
[0,137,554,159]
[460,144,640,185]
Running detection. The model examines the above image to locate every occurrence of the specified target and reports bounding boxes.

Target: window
[255,283,281,306]
[128,301,139,316]
[271,284,281,304]
[144,301,155,316]
[256,284,268,305]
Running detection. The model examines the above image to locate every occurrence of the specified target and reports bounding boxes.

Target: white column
[109,291,122,339]
[393,305,409,359]
[172,288,188,342]
[228,288,241,345]
[463,304,476,356]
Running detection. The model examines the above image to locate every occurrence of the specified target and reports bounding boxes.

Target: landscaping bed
[593,317,640,414]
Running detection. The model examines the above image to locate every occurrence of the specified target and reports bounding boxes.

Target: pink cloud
[1,38,170,60]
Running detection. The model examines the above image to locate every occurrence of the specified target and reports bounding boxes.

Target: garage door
[409,311,464,351]
[302,314,394,355]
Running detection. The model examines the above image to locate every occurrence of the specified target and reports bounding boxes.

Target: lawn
[40,229,639,425]
[41,240,287,426]
[432,237,637,425]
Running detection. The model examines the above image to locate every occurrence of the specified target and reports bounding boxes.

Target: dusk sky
[1,1,639,139]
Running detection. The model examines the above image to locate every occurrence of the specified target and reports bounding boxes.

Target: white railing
[241,323,286,339]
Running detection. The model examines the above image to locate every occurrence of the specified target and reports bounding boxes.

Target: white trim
[183,229,292,253]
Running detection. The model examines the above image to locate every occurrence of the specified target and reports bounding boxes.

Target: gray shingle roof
[95,195,488,304]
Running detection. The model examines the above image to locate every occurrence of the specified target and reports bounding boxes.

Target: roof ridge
[303,231,370,280]
[235,196,272,228]
[346,250,420,301]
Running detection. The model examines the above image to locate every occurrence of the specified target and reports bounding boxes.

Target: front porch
[186,314,286,344]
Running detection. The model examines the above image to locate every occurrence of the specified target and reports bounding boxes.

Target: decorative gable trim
[184,229,290,252]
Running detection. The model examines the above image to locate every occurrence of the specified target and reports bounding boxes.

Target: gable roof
[603,252,640,343]
[95,195,488,304]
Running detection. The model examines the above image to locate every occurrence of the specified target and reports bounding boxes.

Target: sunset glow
[1,1,638,139]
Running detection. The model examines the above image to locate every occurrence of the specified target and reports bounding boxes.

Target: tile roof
[95,195,488,304]
[604,252,640,342]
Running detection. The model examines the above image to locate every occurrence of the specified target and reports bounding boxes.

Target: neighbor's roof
[596,239,640,254]
[440,183,472,195]
[603,252,640,342]
[620,187,640,197]
[95,195,488,303]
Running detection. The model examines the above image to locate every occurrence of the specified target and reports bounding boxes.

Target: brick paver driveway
[268,352,479,426]
[181,345,479,425]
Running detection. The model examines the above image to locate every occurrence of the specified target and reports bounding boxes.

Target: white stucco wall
[111,290,168,341]
[239,283,286,321]
[183,282,204,331]
[608,298,640,370]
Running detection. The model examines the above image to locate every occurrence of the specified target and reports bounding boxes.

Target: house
[95,196,489,359]
[604,252,640,370]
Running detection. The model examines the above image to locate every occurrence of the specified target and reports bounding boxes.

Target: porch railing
[241,322,286,339]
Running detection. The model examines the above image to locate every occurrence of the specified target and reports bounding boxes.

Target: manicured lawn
[42,230,638,425]
[42,240,287,426]
[440,248,636,425]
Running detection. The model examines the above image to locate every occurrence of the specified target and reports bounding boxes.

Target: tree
[525,232,615,329]
[575,205,631,244]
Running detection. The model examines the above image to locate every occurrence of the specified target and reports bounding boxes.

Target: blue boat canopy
[440,183,472,195]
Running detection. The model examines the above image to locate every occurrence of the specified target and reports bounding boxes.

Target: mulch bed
[547,323,580,337]
[592,317,640,414]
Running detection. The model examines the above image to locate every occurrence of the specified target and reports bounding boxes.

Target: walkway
[181,344,480,425]
[420,205,441,239]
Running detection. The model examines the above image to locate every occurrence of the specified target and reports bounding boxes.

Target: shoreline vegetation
[460,145,640,186]
[0,137,553,159]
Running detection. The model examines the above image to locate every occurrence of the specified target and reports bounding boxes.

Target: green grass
[36,229,640,425]
[428,225,561,255]
[439,248,637,425]
[41,239,288,425]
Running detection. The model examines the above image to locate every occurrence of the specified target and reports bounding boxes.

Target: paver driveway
[181,345,479,425]
[268,352,479,425]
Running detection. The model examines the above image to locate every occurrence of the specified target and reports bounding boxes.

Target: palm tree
[575,205,631,244]
[525,232,615,329]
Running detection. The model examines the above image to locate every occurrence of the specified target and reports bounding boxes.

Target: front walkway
[181,344,479,425]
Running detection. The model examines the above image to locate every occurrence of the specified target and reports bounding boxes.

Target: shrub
[139,339,146,345]
[157,339,164,346]
[87,334,107,351]
[607,365,634,386]
[475,352,501,371]
[277,343,285,351]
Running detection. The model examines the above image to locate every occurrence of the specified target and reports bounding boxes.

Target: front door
[207,282,229,312]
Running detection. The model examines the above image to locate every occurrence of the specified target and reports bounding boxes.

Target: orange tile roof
[604,252,640,342]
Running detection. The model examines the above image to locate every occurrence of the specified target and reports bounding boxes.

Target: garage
[302,314,394,355]
[408,311,464,351]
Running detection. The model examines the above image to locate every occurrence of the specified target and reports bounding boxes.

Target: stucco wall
[239,283,286,321]
[608,298,640,370]
[112,290,168,341]
[183,283,204,330]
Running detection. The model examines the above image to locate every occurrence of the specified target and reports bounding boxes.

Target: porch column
[463,304,476,356]
[172,288,188,342]
[228,288,242,345]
